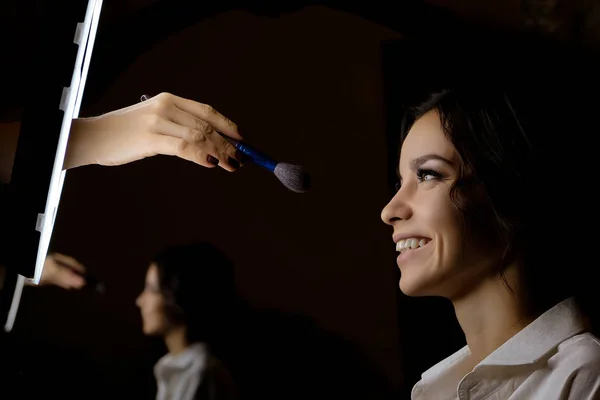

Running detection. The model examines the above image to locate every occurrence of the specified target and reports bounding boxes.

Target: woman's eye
[417,168,442,182]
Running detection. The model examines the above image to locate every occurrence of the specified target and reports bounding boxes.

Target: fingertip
[222,132,243,142]
[228,157,240,170]
[74,264,86,273]
[192,155,218,169]
[232,131,243,140]
[69,271,85,283]
[219,162,237,173]
[222,125,242,140]
[207,155,220,166]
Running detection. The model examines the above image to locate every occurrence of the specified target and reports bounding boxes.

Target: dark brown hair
[153,242,236,343]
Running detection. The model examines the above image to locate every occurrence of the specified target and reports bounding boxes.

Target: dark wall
[8,6,408,399]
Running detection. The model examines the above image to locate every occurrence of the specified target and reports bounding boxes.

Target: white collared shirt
[412,297,600,400]
[154,342,208,400]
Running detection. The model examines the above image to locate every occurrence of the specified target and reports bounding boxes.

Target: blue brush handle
[229,139,278,172]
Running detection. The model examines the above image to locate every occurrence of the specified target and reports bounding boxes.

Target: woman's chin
[142,324,162,336]
[399,276,436,297]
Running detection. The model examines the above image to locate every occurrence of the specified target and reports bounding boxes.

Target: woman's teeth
[396,238,430,253]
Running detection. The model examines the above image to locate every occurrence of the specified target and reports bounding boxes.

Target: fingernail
[228,157,240,169]
[235,150,250,163]
[208,156,219,165]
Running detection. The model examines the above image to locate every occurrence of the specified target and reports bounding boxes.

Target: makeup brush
[224,135,311,193]
[139,95,310,193]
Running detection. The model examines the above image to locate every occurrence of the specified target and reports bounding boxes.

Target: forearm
[0,118,93,183]
[1,94,244,175]
[64,117,97,170]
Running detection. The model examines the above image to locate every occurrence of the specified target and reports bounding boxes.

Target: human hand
[65,92,245,171]
[34,253,86,290]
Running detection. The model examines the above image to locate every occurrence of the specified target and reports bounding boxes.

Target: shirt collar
[421,296,586,381]
[481,296,586,366]
[155,342,208,375]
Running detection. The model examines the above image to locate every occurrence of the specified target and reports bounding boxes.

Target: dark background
[1,1,599,399]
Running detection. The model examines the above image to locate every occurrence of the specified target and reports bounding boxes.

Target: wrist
[64,117,95,170]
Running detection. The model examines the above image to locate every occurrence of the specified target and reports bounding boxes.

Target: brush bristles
[274,163,311,193]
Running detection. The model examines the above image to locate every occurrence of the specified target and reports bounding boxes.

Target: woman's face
[381,110,500,299]
[136,264,169,336]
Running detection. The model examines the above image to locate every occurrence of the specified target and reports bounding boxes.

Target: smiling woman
[381,86,600,399]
